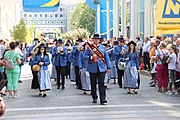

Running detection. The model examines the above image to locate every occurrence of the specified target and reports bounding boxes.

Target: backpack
[5,52,16,70]
[160,50,169,65]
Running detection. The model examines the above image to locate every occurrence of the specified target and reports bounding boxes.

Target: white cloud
[60,0,85,4]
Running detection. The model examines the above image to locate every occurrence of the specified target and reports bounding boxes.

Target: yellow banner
[156,0,180,29]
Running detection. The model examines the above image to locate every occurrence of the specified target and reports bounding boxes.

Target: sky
[60,0,85,4]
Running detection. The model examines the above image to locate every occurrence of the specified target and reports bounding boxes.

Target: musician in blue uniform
[113,37,128,88]
[26,38,40,91]
[84,34,110,105]
[53,39,67,90]
[70,38,83,90]
[107,43,118,84]
[65,43,71,79]
[50,39,57,81]
[79,44,91,94]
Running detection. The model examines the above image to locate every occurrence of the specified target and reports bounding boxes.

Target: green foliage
[62,28,90,40]
[35,30,41,40]
[25,24,34,44]
[69,3,96,36]
[10,19,27,43]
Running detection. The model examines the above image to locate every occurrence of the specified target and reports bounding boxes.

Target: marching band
[24,33,140,105]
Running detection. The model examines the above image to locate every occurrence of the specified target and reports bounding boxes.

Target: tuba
[29,41,44,59]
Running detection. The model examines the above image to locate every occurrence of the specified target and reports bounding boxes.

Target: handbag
[174,79,180,88]
[5,52,16,70]
[32,65,41,72]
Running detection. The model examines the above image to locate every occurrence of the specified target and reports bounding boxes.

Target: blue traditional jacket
[84,45,110,73]
[70,46,80,67]
[124,52,139,70]
[34,54,50,70]
[52,46,68,67]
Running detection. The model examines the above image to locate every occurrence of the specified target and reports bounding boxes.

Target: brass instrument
[56,46,64,55]
[29,41,44,59]
[107,48,114,53]
[67,46,72,53]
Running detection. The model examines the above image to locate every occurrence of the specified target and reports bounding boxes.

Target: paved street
[1,63,180,120]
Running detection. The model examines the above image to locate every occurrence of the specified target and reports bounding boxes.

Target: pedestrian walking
[123,41,139,94]
[34,44,51,97]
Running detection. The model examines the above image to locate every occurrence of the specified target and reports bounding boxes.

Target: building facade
[0,0,21,40]
[21,4,68,35]
[66,3,78,32]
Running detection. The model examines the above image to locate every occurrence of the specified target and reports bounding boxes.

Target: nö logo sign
[163,0,180,18]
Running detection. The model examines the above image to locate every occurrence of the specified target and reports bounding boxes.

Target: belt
[157,62,162,64]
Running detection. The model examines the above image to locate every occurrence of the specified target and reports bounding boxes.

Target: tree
[62,28,90,40]
[69,3,96,37]
[25,24,34,44]
[10,19,27,43]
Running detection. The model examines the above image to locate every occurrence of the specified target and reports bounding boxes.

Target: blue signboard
[23,0,60,12]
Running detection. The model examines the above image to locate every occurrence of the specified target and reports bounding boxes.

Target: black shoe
[100,100,107,105]
[39,93,42,96]
[92,99,97,103]
[18,80,23,83]
[57,86,60,89]
[150,84,155,87]
[62,87,65,90]
[119,86,122,88]
[43,94,47,97]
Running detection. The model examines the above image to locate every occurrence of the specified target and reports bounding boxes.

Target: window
[45,14,47,17]
[38,21,41,24]
[24,14,27,17]
[42,21,45,24]
[33,21,36,24]
[40,14,42,17]
[55,14,58,17]
[60,8,63,11]
[50,14,53,17]
[47,21,50,24]
[60,14,62,17]
[29,15,32,17]
[35,14,37,17]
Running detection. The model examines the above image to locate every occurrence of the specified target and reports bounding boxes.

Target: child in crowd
[166,45,178,95]
[150,56,157,87]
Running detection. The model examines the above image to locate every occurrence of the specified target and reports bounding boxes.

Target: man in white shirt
[143,37,151,70]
